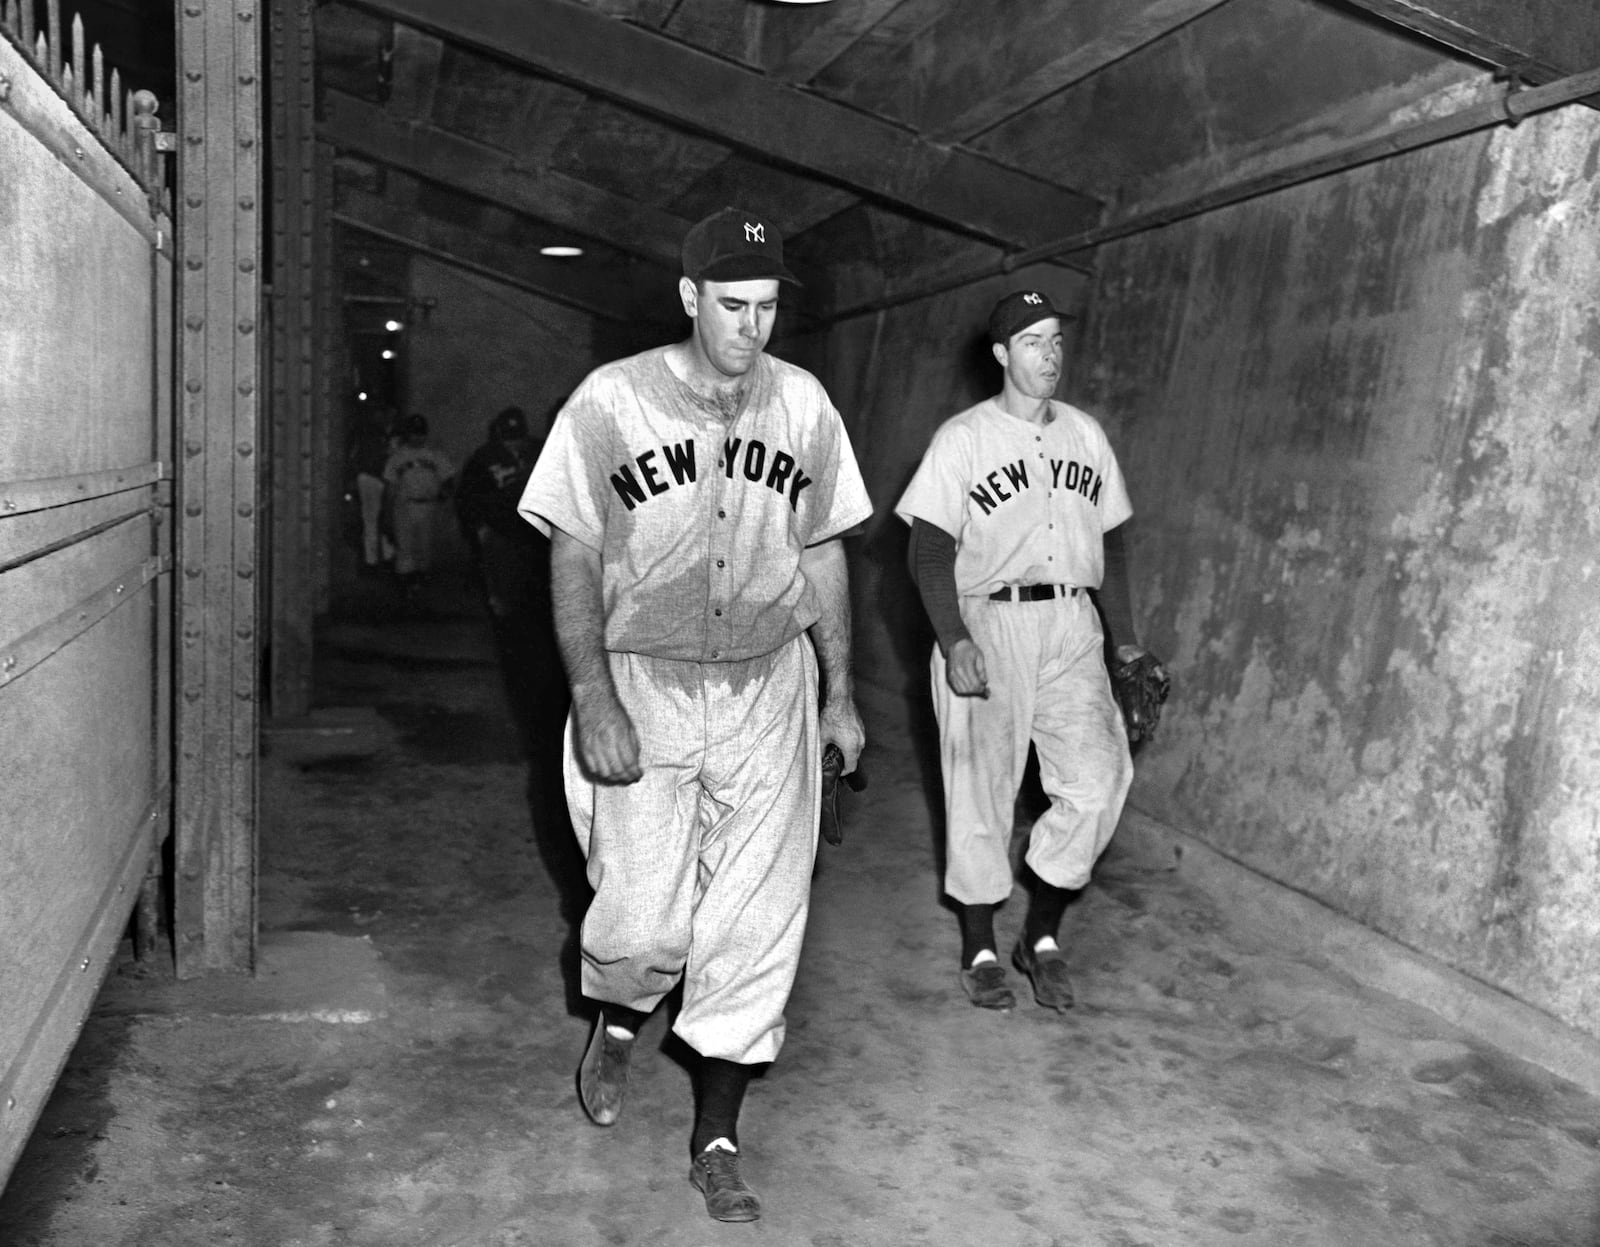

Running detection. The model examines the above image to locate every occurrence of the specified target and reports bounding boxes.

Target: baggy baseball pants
[931,589,1132,904]
[565,634,820,1065]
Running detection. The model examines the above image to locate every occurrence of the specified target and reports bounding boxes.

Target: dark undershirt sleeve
[1096,523,1139,652]
[907,518,971,654]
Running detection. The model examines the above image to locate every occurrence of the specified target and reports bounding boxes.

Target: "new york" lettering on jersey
[969,457,1102,516]
[608,437,813,512]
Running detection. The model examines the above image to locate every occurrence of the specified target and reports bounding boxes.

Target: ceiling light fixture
[540,244,584,258]
[385,319,403,332]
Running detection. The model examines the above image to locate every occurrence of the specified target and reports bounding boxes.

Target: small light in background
[381,349,396,360]
[384,319,403,332]
[540,244,584,258]
[357,391,368,402]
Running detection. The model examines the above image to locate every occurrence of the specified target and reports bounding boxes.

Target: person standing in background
[382,412,455,601]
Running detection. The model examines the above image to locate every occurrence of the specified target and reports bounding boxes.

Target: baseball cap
[987,289,1071,345]
[681,206,802,286]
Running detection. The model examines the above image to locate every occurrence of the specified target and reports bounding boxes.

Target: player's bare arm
[549,527,643,785]
[799,538,865,774]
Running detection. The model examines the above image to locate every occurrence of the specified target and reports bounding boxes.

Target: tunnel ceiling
[315,0,1600,329]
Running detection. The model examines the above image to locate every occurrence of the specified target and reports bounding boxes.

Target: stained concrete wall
[810,107,1600,1044]
[1078,105,1600,1042]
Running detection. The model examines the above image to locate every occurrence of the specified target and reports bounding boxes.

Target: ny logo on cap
[744,222,765,243]
[1023,292,1043,304]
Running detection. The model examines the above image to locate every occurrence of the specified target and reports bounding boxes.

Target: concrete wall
[1081,106,1600,1041]
[810,107,1600,1043]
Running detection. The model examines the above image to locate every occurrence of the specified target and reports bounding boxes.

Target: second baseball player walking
[896,289,1150,1012]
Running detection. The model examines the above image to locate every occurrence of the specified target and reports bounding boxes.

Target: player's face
[681,277,781,379]
[997,318,1063,400]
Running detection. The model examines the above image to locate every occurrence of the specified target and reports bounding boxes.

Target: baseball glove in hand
[820,743,867,846]
[1112,652,1170,746]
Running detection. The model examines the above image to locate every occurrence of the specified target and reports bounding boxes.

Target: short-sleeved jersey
[383,445,453,503]
[519,346,873,663]
[895,397,1131,597]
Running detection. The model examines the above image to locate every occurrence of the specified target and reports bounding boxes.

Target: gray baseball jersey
[894,397,1131,591]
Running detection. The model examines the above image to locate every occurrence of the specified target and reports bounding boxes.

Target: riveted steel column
[311,139,337,615]
[173,0,262,977]
[266,0,315,716]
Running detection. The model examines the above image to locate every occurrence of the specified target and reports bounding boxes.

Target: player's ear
[679,276,699,320]
[991,341,1008,368]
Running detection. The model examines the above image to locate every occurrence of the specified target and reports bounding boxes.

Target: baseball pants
[391,498,440,575]
[931,589,1132,904]
[565,634,820,1065]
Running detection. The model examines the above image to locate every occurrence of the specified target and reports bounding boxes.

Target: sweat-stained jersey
[894,397,1131,596]
[518,346,873,663]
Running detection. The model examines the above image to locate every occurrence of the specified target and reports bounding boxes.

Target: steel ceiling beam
[343,0,1103,250]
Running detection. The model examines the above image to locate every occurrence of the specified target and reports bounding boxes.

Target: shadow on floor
[2,565,1598,1247]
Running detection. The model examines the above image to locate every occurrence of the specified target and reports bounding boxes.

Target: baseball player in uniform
[896,289,1147,1013]
[382,412,454,597]
[518,206,871,1223]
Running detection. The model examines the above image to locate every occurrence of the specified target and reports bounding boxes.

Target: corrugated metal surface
[0,30,172,1186]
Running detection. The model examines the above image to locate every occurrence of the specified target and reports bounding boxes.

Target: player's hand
[946,638,989,698]
[819,698,866,775]
[572,690,642,784]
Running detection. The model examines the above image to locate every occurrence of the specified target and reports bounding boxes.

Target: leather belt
[989,584,1079,602]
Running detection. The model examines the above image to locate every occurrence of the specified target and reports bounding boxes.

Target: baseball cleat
[577,1014,634,1126]
[960,961,1016,1010]
[689,1146,761,1222]
[1012,940,1075,1012]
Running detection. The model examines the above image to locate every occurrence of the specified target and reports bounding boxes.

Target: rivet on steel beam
[238,319,255,335]
[238,9,253,20]
[240,137,254,149]
[184,380,201,394]
[0,77,12,103]
[80,958,91,972]
[185,133,202,146]
[185,70,201,82]
[237,503,253,517]
[237,566,255,579]
[184,688,201,703]
[186,194,201,207]
[238,380,254,396]
[237,442,253,457]
[236,625,252,639]
[185,315,203,330]
[185,504,201,517]
[239,73,255,85]
[239,259,255,272]
[185,439,203,455]
[185,257,202,270]
[239,196,254,210]
[184,5,200,15]
[6,1098,15,1112]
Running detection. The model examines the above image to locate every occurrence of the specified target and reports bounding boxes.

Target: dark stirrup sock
[958,901,998,967]
[1022,882,1074,949]
[692,1056,754,1156]
[599,1002,650,1037]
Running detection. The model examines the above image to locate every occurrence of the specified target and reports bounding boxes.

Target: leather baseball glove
[1111,651,1170,746]
[820,743,867,846]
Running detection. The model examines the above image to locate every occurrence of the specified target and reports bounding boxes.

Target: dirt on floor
[2,570,1598,1247]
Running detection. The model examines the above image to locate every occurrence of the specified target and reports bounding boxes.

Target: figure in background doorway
[456,404,571,840]
[347,405,396,572]
[382,412,455,600]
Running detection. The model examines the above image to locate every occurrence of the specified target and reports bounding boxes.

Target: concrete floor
[1,569,1598,1247]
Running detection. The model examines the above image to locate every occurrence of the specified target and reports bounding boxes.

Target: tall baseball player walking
[518,206,872,1223]
[896,290,1148,1012]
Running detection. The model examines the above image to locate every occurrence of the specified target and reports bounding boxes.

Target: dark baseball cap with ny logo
[681,206,802,286]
